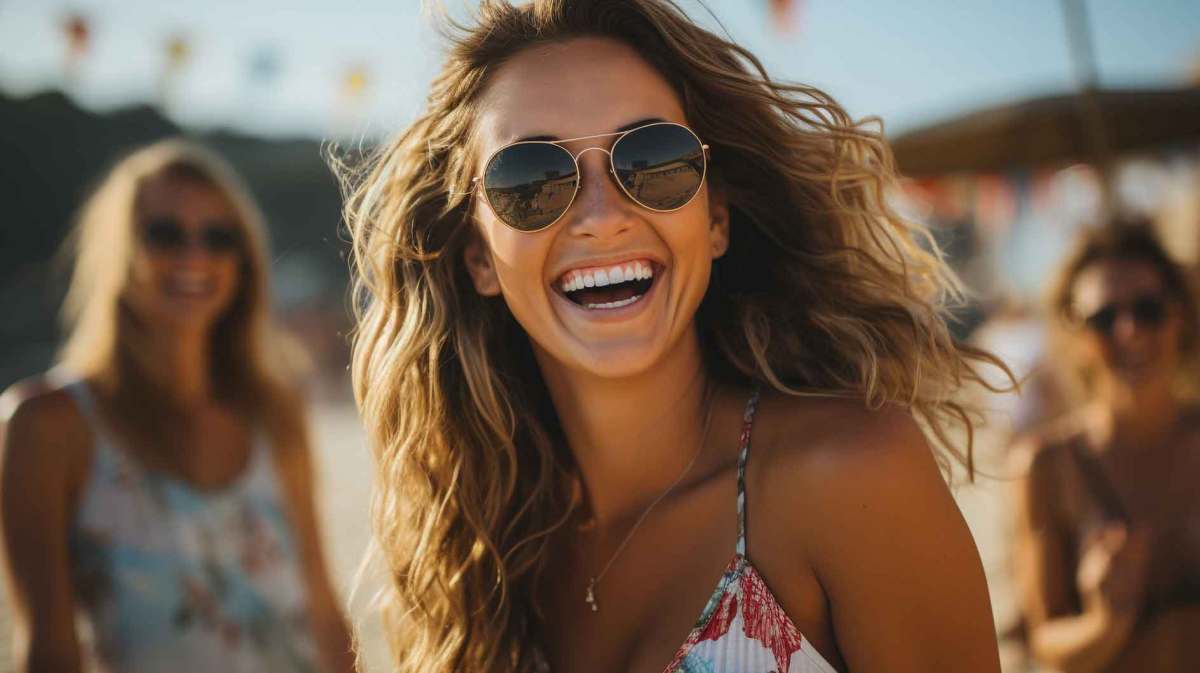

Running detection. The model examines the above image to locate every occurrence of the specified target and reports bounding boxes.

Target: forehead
[475,37,688,155]
[1072,257,1167,311]
[138,173,234,219]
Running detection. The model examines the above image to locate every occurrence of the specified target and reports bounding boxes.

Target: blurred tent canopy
[891,85,1200,178]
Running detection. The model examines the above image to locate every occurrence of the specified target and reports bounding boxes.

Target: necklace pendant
[585,577,598,613]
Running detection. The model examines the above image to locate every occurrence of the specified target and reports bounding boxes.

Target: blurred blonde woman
[1012,223,1200,672]
[341,2,1016,672]
[0,140,354,673]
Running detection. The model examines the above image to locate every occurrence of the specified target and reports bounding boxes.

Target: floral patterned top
[539,390,839,673]
[63,380,321,673]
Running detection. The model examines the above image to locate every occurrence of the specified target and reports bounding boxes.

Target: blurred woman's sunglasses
[141,217,241,255]
[1079,293,1169,336]
[473,121,709,233]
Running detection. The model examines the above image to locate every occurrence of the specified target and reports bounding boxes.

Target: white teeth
[585,294,642,310]
[558,259,657,294]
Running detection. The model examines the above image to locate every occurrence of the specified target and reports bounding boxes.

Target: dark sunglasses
[1079,293,1170,335]
[474,121,709,232]
[141,217,241,255]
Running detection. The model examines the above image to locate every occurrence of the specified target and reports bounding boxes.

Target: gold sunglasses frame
[472,121,710,233]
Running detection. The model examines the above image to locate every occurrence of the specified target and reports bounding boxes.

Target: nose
[1110,311,1144,346]
[174,237,217,265]
[562,147,633,240]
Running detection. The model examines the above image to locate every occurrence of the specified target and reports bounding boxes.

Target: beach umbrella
[890,86,1200,177]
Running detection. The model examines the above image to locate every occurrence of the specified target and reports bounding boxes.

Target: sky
[0,0,1198,140]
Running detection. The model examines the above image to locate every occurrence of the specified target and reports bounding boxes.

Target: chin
[535,333,669,380]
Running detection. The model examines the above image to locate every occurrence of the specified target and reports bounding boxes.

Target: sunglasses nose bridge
[571,145,612,163]
[571,145,621,193]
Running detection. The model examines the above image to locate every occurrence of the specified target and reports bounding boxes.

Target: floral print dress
[64,381,321,673]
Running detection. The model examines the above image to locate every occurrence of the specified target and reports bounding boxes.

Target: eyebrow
[513,117,666,143]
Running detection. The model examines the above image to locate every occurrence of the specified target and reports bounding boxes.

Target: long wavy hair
[339,2,1013,671]
[1045,220,1200,402]
[59,138,304,445]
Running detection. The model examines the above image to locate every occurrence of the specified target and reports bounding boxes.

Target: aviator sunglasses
[141,216,241,255]
[474,121,709,233]
[1078,293,1170,336]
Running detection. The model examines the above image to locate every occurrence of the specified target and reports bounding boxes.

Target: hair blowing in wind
[336,2,1014,672]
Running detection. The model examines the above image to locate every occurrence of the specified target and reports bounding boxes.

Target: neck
[147,326,213,407]
[1095,378,1178,448]
[536,329,712,527]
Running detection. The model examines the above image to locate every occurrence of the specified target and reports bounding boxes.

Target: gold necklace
[583,392,715,613]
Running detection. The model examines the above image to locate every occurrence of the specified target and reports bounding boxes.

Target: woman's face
[1069,257,1183,392]
[127,174,243,332]
[465,37,729,379]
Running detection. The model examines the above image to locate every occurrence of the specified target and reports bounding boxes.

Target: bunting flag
[973,175,1017,238]
[249,46,282,86]
[157,33,192,107]
[61,13,90,82]
[332,63,372,137]
[341,64,369,100]
[768,0,804,36]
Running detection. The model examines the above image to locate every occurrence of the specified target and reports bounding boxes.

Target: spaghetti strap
[735,388,761,558]
[61,379,99,424]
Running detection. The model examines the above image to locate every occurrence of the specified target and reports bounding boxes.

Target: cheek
[1159,317,1185,355]
[486,223,551,291]
[1078,333,1114,365]
[131,252,167,286]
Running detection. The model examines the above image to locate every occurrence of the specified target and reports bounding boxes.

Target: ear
[708,185,731,259]
[463,231,502,297]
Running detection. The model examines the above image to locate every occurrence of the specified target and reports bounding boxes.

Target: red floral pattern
[697,590,738,643]
[741,564,805,673]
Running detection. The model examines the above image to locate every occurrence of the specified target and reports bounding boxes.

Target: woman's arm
[760,402,1001,672]
[0,384,88,673]
[270,404,356,673]
[1010,440,1145,673]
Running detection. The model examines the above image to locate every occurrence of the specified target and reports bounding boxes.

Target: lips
[163,271,216,298]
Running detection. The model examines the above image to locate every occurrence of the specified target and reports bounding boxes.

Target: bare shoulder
[747,391,1001,670]
[750,392,936,506]
[746,391,961,564]
[1,376,90,443]
[0,376,94,502]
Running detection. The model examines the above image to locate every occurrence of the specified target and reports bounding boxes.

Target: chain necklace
[583,390,715,613]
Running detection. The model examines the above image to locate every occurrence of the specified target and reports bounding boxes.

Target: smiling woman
[338,2,1014,673]
[0,140,354,673]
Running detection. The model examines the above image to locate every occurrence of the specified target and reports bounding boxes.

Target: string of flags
[52,4,805,113]
[52,11,376,121]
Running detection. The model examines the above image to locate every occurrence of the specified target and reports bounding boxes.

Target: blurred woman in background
[0,140,353,673]
[1013,223,1200,672]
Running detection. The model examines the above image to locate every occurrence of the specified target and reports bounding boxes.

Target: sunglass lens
[483,143,578,232]
[201,224,241,253]
[611,123,705,211]
[1132,296,1167,326]
[1084,306,1118,335]
[143,217,186,251]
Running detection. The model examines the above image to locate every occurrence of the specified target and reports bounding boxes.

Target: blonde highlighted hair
[59,138,304,443]
[338,2,1013,672]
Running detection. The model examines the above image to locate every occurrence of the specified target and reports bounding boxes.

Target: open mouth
[557,259,657,310]
[163,272,217,299]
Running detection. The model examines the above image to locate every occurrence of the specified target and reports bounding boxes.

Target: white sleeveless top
[63,381,322,673]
